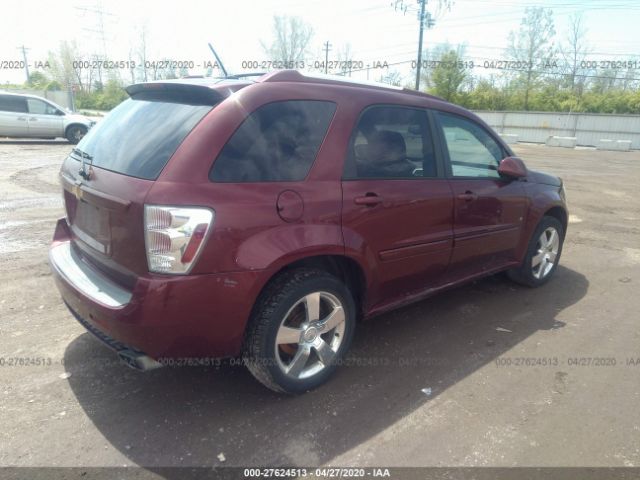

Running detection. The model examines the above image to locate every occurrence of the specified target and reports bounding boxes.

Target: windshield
[74,98,214,180]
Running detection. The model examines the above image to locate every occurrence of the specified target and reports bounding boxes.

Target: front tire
[65,125,87,144]
[243,269,356,394]
[508,216,564,287]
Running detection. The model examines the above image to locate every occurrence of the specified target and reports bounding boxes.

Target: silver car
[0,92,95,144]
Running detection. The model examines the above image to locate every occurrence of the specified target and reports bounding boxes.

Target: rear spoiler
[125,82,224,106]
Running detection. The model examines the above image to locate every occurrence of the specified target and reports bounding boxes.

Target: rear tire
[242,268,356,394]
[508,216,564,287]
[66,125,87,144]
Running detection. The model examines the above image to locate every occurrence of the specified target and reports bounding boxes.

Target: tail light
[144,205,214,274]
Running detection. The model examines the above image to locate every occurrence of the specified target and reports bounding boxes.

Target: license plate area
[72,200,111,255]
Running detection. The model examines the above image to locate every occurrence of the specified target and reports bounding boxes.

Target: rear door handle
[29,117,37,121]
[17,117,27,121]
[457,191,478,202]
[354,195,383,206]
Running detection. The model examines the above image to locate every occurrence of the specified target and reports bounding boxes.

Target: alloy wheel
[274,291,346,380]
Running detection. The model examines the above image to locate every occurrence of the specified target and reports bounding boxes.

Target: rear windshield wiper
[72,147,93,161]
[72,148,94,180]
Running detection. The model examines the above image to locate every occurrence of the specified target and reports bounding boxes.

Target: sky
[1,0,639,86]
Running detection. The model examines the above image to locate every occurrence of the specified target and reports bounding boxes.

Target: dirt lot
[0,140,639,470]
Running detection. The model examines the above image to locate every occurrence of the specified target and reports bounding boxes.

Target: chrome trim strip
[49,242,132,308]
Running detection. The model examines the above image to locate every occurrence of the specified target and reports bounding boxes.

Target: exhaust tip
[117,349,163,371]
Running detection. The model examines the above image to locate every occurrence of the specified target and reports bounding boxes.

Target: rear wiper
[72,147,93,161]
[72,148,94,180]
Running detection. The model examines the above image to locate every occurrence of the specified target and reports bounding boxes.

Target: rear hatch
[59,82,223,284]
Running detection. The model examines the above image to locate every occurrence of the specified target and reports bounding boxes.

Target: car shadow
[63,266,588,471]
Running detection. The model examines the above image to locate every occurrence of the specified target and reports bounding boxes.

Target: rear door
[341,105,453,307]
[60,84,220,279]
[0,95,29,137]
[26,98,64,137]
[435,111,527,280]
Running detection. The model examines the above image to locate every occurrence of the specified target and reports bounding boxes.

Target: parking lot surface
[0,141,639,468]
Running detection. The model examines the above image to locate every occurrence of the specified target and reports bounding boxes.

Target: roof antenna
[208,43,228,78]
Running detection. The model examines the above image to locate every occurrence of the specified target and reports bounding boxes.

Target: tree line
[4,6,639,114]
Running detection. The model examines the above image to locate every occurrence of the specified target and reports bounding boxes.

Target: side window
[437,112,504,178]
[344,106,436,179]
[27,99,58,115]
[0,95,28,113]
[210,100,336,182]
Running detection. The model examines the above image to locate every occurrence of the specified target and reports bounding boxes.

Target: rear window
[210,100,336,182]
[0,95,27,113]
[74,97,214,180]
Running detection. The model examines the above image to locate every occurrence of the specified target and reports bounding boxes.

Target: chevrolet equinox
[49,70,568,393]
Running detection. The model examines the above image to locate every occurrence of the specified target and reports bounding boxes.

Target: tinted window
[438,112,504,178]
[210,100,336,182]
[344,106,436,179]
[0,95,27,113]
[27,98,59,115]
[74,98,213,180]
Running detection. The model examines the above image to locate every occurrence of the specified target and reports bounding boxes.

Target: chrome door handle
[457,191,478,202]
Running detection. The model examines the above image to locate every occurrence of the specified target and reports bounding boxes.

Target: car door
[341,105,454,308]
[435,110,528,281]
[0,95,29,137]
[26,98,64,138]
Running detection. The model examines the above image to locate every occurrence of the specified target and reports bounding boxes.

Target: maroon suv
[49,70,567,393]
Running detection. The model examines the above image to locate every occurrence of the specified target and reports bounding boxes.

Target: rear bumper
[49,218,267,360]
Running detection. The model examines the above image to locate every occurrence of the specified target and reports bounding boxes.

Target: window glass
[0,95,28,113]
[27,98,58,115]
[438,112,504,178]
[210,100,336,182]
[74,98,213,180]
[344,106,436,179]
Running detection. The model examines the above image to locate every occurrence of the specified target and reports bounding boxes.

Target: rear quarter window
[210,100,337,182]
[0,95,28,113]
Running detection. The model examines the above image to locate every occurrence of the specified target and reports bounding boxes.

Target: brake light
[144,205,214,274]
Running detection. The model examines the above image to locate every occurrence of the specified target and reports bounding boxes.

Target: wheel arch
[64,123,89,137]
[252,254,369,322]
[543,205,568,237]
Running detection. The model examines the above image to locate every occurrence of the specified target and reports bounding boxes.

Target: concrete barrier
[499,133,519,144]
[546,136,577,148]
[597,139,632,151]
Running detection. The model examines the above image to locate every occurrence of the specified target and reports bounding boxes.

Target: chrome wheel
[275,291,346,380]
[532,226,560,279]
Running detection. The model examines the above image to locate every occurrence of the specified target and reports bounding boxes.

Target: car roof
[141,70,444,102]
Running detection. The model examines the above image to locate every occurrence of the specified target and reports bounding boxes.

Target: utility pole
[323,41,332,74]
[17,45,30,82]
[392,0,436,91]
[415,0,426,90]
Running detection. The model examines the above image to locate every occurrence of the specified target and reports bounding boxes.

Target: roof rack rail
[258,70,442,100]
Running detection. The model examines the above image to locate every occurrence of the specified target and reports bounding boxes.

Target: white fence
[474,111,640,150]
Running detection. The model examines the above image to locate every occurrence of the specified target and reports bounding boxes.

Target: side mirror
[498,156,527,179]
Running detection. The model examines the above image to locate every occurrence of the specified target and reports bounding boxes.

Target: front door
[435,111,528,281]
[341,105,454,308]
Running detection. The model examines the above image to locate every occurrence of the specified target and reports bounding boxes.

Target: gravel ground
[0,140,639,471]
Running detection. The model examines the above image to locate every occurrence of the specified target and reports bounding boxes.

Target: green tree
[26,71,49,89]
[430,50,467,101]
[506,6,556,110]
